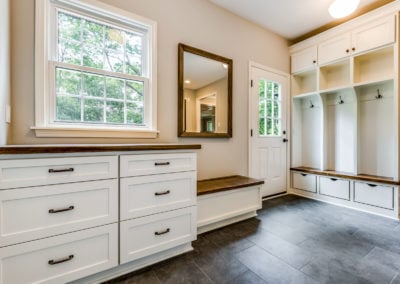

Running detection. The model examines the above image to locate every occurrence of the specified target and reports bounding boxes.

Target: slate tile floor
[106,195,400,284]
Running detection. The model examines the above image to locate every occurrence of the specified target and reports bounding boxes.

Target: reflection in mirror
[178,43,232,137]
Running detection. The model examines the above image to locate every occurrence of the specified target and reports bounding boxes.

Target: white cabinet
[0,179,118,247]
[354,182,394,210]
[292,172,317,192]
[318,15,395,65]
[0,224,118,284]
[0,156,118,189]
[319,177,350,200]
[318,33,351,65]
[119,152,197,269]
[291,46,317,73]
[120,207,196,264]
[351,14,395,56]
[120,172,196,220]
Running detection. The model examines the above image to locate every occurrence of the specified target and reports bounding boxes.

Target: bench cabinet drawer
[120,207,196,264]
[0,179,118,247]
[120,172,196,221]
[354,182,394,210]
[120,153,196,177]
[0,224,118,284]
[319,177,350,200]
[293,172,317,192]
[0,156,118,189]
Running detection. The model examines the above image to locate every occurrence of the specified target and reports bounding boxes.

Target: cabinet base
[291,188,399,220]
[70,243,193,284]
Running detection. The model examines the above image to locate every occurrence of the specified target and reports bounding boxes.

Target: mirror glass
[178,43,232,137]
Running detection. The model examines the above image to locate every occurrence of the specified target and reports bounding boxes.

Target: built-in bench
[197,175,264,234]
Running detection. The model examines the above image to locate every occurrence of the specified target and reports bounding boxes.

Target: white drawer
[120,172,196,220]
[0,156,118,189]
[0,179,118,247]
[354,182,394,210]
[0,224,118,284]
[120,153,196,177]
[292,172,317,192]
[120,207,196,264]
[319,177,350,200]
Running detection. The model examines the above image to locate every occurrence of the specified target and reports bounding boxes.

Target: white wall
[10,0,289,179]
[0,0,10,145]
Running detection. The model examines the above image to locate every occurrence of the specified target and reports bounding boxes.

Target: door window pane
[258,79,281,136]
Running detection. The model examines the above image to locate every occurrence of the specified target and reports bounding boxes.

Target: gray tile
[237,245,317,284]
[193,248,248,283]
[247,227,312,269]
[302,253,396,284]
[153,257,212,284]
[124,269,161,284]
[230,270,267,284]
[364,247,400,271]
[390,273,400,284]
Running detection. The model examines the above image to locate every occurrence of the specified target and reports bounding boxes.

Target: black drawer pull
[48,168,74,173]
[300,173,307,177]
[154,162,170,166]
[330,178,338,181]
[48,254,74,265]
[155,190,171,196]
[155,228,170,236]
[367,184,378,187]
[49,206,74,214]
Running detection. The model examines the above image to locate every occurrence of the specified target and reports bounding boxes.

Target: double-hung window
[34,0,157,138]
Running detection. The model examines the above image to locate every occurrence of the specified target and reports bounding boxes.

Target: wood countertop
[291,167,400,186]
[197,175,264,196]
[0,144,201,155]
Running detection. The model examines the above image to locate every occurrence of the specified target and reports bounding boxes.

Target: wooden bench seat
[197,175,264,234]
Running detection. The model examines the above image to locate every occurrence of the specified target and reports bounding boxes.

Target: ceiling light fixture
[184,80,191,84]
[329,0,360,19]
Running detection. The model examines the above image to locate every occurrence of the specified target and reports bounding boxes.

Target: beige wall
[9,0,289,179]
[0,0,10,145]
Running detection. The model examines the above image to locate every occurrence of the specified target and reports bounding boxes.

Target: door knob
[283,138,288,143]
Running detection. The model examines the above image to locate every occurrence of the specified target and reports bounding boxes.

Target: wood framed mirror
[178,43,232,137]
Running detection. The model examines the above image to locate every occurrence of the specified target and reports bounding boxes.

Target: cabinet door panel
[318,33,351,65]
[291,46,317,73]
[352,15,395,55]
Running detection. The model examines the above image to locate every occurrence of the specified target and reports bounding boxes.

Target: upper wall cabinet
[318,34,351,65]
[318,15,395,66]
[291,46,317,74]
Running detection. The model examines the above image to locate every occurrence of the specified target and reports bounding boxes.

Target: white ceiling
[208,0,381,40]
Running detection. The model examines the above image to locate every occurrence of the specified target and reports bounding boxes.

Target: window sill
[31,126,159,139]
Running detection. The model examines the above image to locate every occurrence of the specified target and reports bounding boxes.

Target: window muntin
[258,79,282,136]
[52,9,147,127]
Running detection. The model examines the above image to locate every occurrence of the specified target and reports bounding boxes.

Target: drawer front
[120,172,196,220]
[120,207,196,264]
[0,179,118,247]
[293,172,317,192]
[0,156,118,189]
[354,182,394,210]
[0,224,118,284]
[120,153,196,177]
[319,177,350,200]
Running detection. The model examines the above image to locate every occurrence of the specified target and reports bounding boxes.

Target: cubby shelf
[291,44,397,179]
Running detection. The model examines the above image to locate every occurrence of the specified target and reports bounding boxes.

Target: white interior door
[250,65,289,197]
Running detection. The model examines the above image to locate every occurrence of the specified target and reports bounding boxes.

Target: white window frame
[33,0,158,138]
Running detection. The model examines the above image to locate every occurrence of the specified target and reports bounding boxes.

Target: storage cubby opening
[292,95,322,169]
[292,70,317,96]
[319,60,350,91]
[321,89,356,174]
[356,81,394,178]
[353,46,394,84]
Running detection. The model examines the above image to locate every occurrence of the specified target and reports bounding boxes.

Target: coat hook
[376,89,383,99]
[309,100,314,108]
[338,96,344,104]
